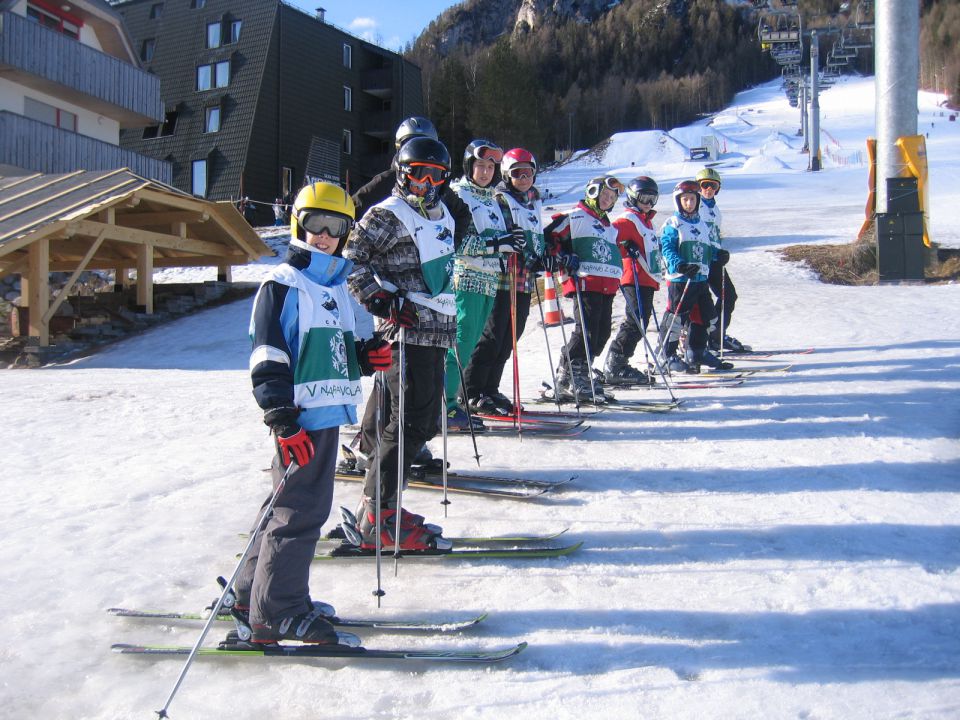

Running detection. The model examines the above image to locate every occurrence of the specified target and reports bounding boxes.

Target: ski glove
[560,253,580,274]
[677,262,700,279]
[715,249,730,266]
[486,227,526,254]
[264,407,314,467]
[363,289,395,319]
[389,299,418,329]
[357,337,393,375]
[538,254,562,273]
[623,241,643,260]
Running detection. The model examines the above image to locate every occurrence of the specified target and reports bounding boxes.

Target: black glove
[560,253,580,274]
[538,254,562,273]
[623,241,642,260]
[677,262,700,279]
[263,407,314,467]
[715,249,730,266]
[389,299,418,329]
[357,337,392,375]
[486,227,525,254]
[363,289,396,319]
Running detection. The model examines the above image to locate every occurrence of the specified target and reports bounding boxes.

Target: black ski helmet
[625,176,660,210]
[462,139,504,185]
[395,137,452,206]
[394,117,438,151]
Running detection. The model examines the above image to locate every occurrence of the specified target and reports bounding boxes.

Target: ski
[530,394,680,412]
[724,347,813,358]
[699,364,792,378]
[322,526,570,544]
[449,422,590,438]
[666,379,744,389]
[107,607,488,633]
[112,640,528,663]
[472,412,585,428]
[316,540,584,561]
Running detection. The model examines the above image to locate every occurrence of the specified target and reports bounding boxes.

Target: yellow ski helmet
[290,182,355,252]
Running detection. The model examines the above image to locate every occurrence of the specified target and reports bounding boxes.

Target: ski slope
[2,76,959,719]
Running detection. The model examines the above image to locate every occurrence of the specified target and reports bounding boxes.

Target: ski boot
[487,391,518,415]
[603,352,651,386]
[359,506,451,552]
[446,406,485,432]
[722,335,748,352]
[250,604,343,645]
[469,394,506,416]
[700,349,734,370]
[666,354,689,374]
[214,576,336,643]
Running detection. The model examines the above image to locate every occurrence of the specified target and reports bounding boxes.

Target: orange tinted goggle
[472,145,504,163]
[509,167,535,180]
[699,180,720,191]
[405,163,448,186]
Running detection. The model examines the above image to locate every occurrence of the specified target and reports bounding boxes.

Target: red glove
[358,338,393,374]
[389,299,418,329]
[276,427,314,467]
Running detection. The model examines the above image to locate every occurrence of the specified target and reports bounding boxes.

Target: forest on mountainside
[406,0,959,170]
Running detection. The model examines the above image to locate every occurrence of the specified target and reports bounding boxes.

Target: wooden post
[136,242,154,314]
[28,237,50,346]
[217,265,232,282]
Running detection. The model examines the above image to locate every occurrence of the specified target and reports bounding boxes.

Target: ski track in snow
[2,76,960,719]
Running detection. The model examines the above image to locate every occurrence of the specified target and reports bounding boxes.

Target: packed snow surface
[3,76,959,719]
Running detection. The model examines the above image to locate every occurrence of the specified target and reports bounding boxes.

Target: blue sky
[288,1,461,53]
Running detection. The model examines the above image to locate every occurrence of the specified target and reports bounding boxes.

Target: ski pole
[508,254,522,438]
[619,284,677,403]
[549,271,582,416]
[440,366,450,517]
[630,260,652,380]
[656,278,691,369]
[393,323,406,575]
[532,274,563,413]
[719,266,727,362]
[372,368,386,606]
[451,342,482,467]
[572,280,600,409]
[155,460,300,719]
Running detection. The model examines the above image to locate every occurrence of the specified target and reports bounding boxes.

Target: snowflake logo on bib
[693,245,705,262]
[330,332,348,377]
[593,238,612,264]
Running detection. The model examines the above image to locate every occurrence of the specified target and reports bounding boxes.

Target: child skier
[604,175,662,385]
[236,182,393,644]
[696,168,745,352]
[657,180,730,374]
[344,136,457,552]
[443,139,517,428]
[462,148,546,414]
[545,175,624,403]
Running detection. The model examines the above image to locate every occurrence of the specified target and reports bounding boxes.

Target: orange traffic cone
[541,273,564,327]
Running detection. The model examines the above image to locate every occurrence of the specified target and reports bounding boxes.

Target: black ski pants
[666,280,714,354]
[463,289,531,399]
[608,284,655,361]
[235,426,338,626]
[707,261,737,333]
[361,342,446,507]
[564,289,615,364]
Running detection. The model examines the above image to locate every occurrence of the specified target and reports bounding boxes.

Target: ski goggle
[699,180,720,192]
[586,176,624,198]
[298,210,353,238]
[404,163,449,186]
[470,145,504,164]
[631,192,659,206]
[508,166,536,180]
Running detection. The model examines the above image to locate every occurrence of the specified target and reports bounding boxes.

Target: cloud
[349,17,377,31]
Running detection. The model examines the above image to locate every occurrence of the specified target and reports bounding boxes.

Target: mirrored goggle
[472,145,504,163]
[699,180,720,191]
[596,177,624,193]
[299,211,353,238]
[633,192,658,206]
[405,163,449,186]
[509,167,535,180]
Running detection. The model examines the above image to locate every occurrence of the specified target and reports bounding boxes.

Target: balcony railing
[0,11,163,125]
[0,111,172,183]
[361,67,394,99]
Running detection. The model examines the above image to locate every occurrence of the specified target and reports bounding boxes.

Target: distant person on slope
[443,139,514,429]
[544,175,624,403]
[696,168,747,353]
[236,182,392,645]
[463,148,546,415]
[604,175,663,386]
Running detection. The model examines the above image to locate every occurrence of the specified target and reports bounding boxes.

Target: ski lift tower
[874,0,919,215]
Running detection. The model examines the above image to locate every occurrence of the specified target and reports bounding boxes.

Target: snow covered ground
[2,76,959,719]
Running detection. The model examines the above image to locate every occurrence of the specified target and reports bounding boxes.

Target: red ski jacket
[613,208,660,291]
[545,202,621,297]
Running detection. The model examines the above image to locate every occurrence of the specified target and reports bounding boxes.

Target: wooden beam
[0,220,67,259]
[27,236,50,346]
[66,219,234,257]
[119,210,209,228]
[0,253,30,278]
[41,230,107,325]
[134,188,208,213]
[46,254,246,271]
[136,243,153,314]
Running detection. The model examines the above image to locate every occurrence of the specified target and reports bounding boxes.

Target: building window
[206,21,221,49]
[228,20,242,44]
[342,129,352,155]
[342,43,352,69]
[24,96,76,132]
[343,86,352,112]
[140,38,156,62]
[204,105,221,133]
[192,159,208,197]
[190,0,206,8]
[149,3,163,20]
[282,166,294,198]
[196,60,230,91]
[159,110,177,137]
[26,2,81,39]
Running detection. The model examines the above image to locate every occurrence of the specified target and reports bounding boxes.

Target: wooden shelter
[0,167,272,346]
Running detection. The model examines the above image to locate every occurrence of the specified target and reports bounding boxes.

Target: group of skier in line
[233,117,746,645]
